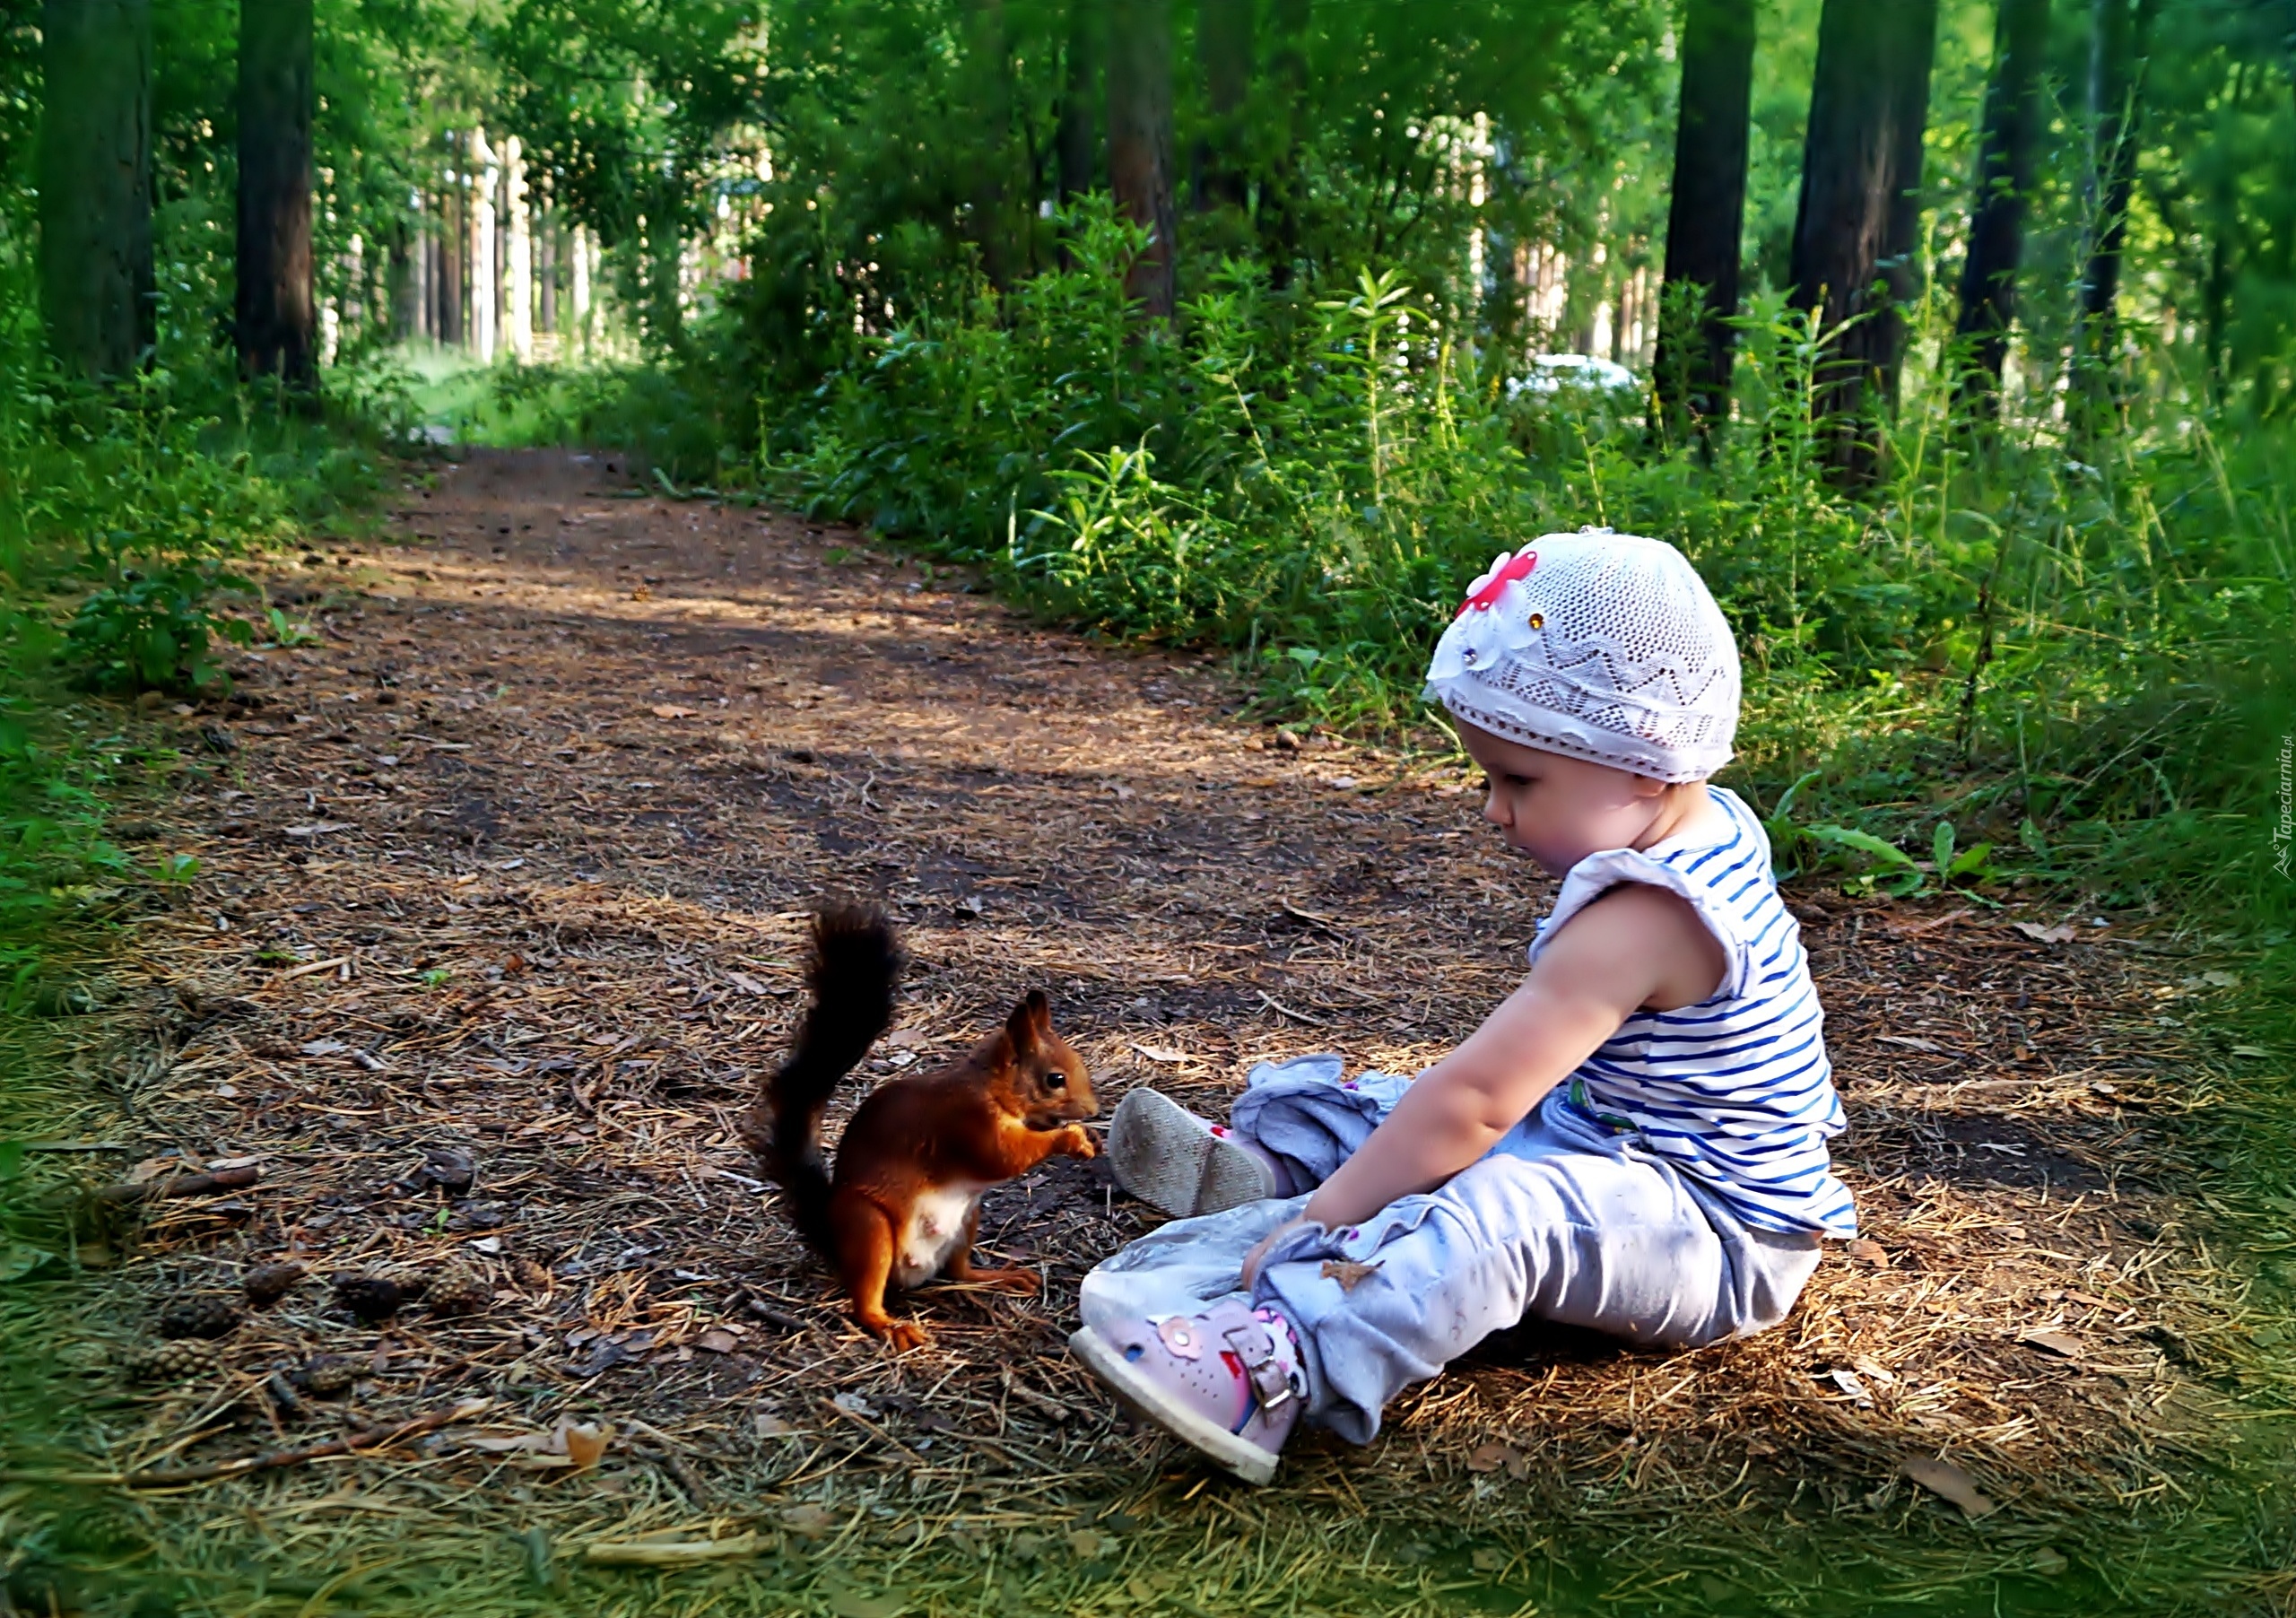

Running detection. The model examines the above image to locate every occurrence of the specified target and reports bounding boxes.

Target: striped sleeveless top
[1527,785,1856,1237]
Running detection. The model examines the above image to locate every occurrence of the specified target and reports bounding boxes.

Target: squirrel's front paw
[1062,1125,1099,1160]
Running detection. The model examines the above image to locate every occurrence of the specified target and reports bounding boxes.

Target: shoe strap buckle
[1222,1323,1296,1412]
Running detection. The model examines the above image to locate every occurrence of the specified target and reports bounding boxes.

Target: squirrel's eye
[1045,1071,1066,1090]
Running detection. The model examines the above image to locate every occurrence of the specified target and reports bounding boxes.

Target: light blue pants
[1080,1056,1827,1445]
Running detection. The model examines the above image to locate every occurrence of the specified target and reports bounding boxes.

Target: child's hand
[1241,1213,1314,1287]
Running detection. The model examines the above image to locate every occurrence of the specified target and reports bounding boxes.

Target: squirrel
[738,905,1100,1350]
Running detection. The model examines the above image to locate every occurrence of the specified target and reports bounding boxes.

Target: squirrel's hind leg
[831,1190,930,1350]
[944,1205,1040,1295]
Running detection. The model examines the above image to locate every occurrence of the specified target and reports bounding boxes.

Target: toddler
[1067,529,1853,1484]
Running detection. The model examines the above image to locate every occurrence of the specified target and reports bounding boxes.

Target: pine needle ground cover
[4,450,2291,1618]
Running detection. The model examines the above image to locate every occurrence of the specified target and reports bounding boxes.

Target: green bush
[63,561,255,695]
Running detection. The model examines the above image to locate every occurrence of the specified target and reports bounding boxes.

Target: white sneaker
[1108,1089,1276,1218]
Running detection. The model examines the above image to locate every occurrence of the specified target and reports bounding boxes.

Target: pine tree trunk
[471,129,498,361]
[1652,0,1756,436]
[964,0,1017,288]
[2074,0,2158,424]
[1193,0,1252,212]
[1107,0,1177,318]
[1262,0,1310,287]
[1057,0,1099,204]
[439,186,463,346]
[1953,0,2050,414]
[236,0,315,387]
[506,135,532,360]
[1787,0,1939,474]
[39,0,153,381]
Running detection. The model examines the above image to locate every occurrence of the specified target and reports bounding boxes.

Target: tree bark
[1786,0,1939,473]
[1652,0,1757,435]
[2074,0,2159,416]
[1107,0,1177,318]
[964,0,1017,288]
[1953,0,2051,414]
[39,0,153,382]
[1056,0,1100,204]
[236,0,316,387]
[1262,0,1310,286]
[1193,0,1253,212]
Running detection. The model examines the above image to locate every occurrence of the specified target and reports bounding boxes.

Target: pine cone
[425,1259,491,1318]
[157,1295,243,1340]
[509,1256,552,1294]
[243,1262,307,1309]
[122,1340,220,1383]
[296,1354,358,1396]
[332,1273,413,1323]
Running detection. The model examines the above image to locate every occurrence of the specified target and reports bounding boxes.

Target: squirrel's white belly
[895,1184,986,1289]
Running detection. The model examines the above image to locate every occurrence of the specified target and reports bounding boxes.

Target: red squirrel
[738,906,1100,1349]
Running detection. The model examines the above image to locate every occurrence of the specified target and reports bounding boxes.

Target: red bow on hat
[1457,548,1537,619]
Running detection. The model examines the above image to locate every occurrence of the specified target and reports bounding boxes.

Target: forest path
[105,448,2236,1598]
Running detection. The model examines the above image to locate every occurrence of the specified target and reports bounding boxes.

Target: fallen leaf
[1067,1527,1118,1558]
[2021,1329,2085,1359]
[2197,970,2240,989]
[1826,1367,1874,1406]
[2231,1046,2272,1060]
[560,1420,611,1470]
[1131,1042,1189,1065]
[726,970,770,995]
[2029,1546,2069,1577]
[1465,1441,1530,1480]
[1850,1354,1898,1387]
[299,1039,350,1057]
[753,1410,796,1438]
[1471,1547,1506,1573]
[1846,1239,1889,1265]
[695,1327,738,1353]
[831,1390,877,1418]
[283,822,353,839]
[1319,1258,1382,1291]
[952,894,986,918]
[780,1502,840,1536]
[2013,920,2078,944]
[881,1029,926,1049]
[1899,1455,1996,1519]
[1874,1035,1944,1053]
[649,704,698,719]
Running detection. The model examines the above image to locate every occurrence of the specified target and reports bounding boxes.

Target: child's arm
[1245,883,1726,1277]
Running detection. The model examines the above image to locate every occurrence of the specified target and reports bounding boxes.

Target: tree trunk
[1107,0,1177,318]
[1953,0,2050,414]
[964,0,1017,288]
[439,186,463,347]
[1056,0,1099,204]
[1787,0,1939,474]
[39,0,153,382]
[2074,0,2159,422]
[236,0,315,387]
[1261,0,1310,286]
[1652,0,1756,436]
[471,129,498,361]
[1193,0,1252,212]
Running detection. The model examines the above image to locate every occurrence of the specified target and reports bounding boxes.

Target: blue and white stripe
[1528,786,1856,1237]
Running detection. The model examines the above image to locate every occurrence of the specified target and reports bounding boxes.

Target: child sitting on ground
[1067,529,1853,1485]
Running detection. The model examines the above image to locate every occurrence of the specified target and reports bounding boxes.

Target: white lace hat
[1422,528,1740,783]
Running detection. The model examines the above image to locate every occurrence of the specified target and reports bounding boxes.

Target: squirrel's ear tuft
[1024,988,1051,1034]
[1004,997,1040,1057]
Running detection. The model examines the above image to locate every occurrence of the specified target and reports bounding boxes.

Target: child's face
[1457,723,1673,875]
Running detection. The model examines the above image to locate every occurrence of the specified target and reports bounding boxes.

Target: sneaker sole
[1107,1090,1214,1218]
[1068,1327,1281,1486]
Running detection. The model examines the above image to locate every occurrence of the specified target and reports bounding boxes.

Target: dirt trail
[75,448,2246,1585]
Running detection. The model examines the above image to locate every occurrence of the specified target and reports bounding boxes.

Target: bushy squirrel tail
[740,905,902,1257]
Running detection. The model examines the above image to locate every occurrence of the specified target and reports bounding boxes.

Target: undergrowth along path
[7,448,2287,1616]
